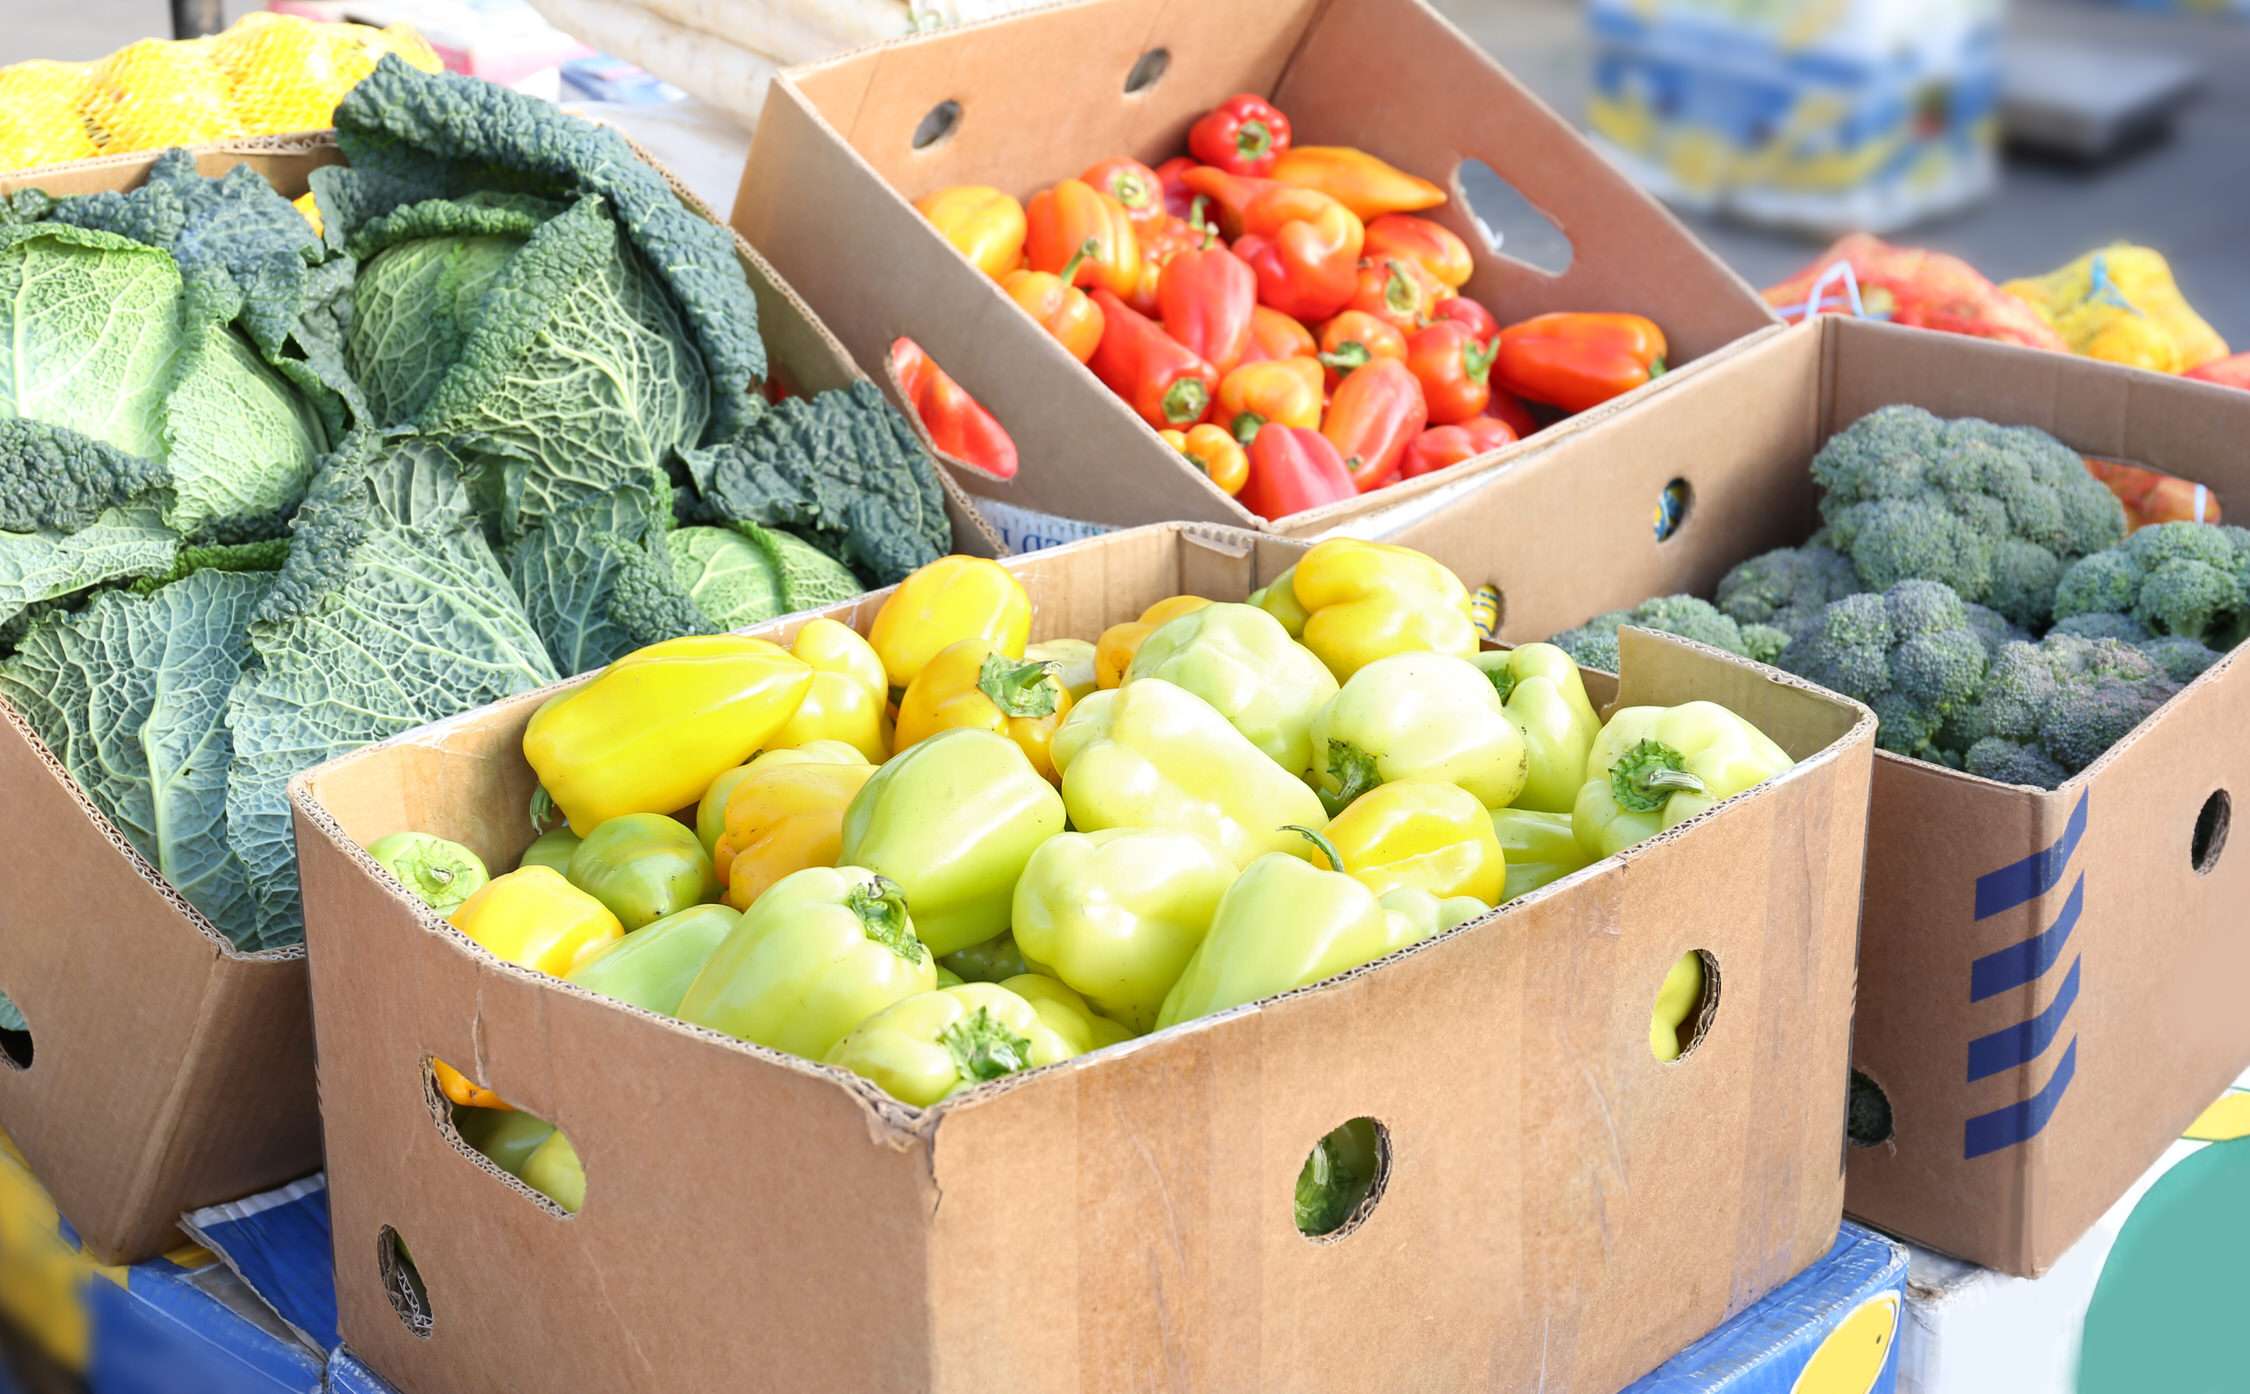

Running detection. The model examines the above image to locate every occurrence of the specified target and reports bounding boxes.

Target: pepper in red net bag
[1764,234,2067,352]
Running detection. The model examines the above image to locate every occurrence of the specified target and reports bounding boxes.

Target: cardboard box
[1388,315,2250,1276]
[292,521,1875,1394]
[734,0,1782,544]
[0,135,995,1265]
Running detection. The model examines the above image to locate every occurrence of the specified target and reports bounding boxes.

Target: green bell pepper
[1001,973,1136,1051]
[1311,652,1529,811]
[1474,643,1602,814]
[1126,602,1339,779]
[940,932,1031,984]
[563,904,739,1016]
[1492,807,1595,902]
[1573,702,1794,860]
[676,867,936,1060]
[1377,887,1487,940]
[521,1130,585,1213]
[825,983,1078,1108]
[567,813,721,930]
[1011,827,1235,1033]
[518,827,581,875]
[367,833,489,916]
[840,728,1066,956]
[1052,678,1330,870]
[1295,1116,1382,1236]
[1251,563,1310,637]
[452,1106,555,1177]
[935,965,966,988]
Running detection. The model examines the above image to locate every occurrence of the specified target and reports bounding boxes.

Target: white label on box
[973,499,1116,554]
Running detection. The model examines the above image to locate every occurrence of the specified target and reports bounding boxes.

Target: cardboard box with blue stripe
[1391,314,2250,1277]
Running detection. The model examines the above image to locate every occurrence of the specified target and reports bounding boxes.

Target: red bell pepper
[1485,384,1539,439]
[1432,295,1499,346]
[1240,305,1318,366]
[2186,353,2250,392]
[1240,425,1355,519]
[1182,167,1363,323]
[1159,242,1258,375]
[1399,416,1517,480]
[1344,255,1452,335]
[1129,215,1202,316]
[1404,321,1496,425]
[1153,156,1201,220]
[1364,214,1473,290]
[1025,179,1142,299]
[1001,243,1105,363]
[1188,94,1293,178]
[1089,289,1219,429]
[1079,156,1167,230]
[1321,357,1427,492]
[1495,312,1668,415]
[888,337,1019,480]
[1316,310,1408,391]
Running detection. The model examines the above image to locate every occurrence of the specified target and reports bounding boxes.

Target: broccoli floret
[2138,635,2222,684]
[1813,406,2126,628]
[1715,543,1863,646]
[1777,580,1990,760]
[2050,521,2250,651]
[1551,594,1782,673]
[2052,611,2149,643]
[1952,632,2182,786]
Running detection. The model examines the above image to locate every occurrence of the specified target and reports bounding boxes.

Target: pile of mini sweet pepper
[910,94,1671,519]
[367,540,1792,1224]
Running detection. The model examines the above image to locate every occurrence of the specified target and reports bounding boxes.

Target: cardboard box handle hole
[2192,789,2230,875]
[1295,1117,1391,1243]
[1655,478,1691,542]
[0,989,30,1071]
[912,100,962,151]
[1653,950,1719,1062]
[377,1225,435,1339]
[1123,49,1171,95]
[1452,159,1573,277]
[1847,1068,1895,1149]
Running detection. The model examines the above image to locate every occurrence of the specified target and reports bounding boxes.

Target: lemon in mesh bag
[81,37,244,153]
[213,12,441,136]
[0,61,99,170]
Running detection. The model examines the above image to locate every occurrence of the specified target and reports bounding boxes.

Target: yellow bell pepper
[524,636,813,836]
[826,983,1078,1108]
[999,973,1136,1052]
[1026,638,1098,702]
[770,618,891,762]
[2002,246,2229,375]
[434,867,624,1109]
[1322,779,1505,904]
[868,555,1033,691]
[1285,538,1479,681]
[1650,951,1705,1062]
[895,638,1074,782]
[696,739,863,863]
[718,752,877,910]
[913,185,1029,279]
[1093,595,1213,689]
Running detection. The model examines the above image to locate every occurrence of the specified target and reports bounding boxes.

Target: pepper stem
[1237,119,1273,162]
[1484,661,1519,704]
[1318,342,1371,375]
[977,652,1061,718]
[1059,237,1098,287]
[1649,357,1668,380]
[1384,261,1418,317]
[1187,194,1215,249]
[1325,739,1383,811]
[1231,411,1267,445]
[528,786,560,835]
[940,1006,1032,1083]
[1463,336,1497,386]
[1281,823,1345,873]
[849,875,925,963]
[1609,739,1706,813]
[1162,376,1211,425]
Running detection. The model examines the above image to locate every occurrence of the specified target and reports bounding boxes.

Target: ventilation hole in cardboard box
[2192,789,2230,875]
[1847,1068,1894,1148]
[1655,479,1691,542]
[1651,950,1718,1063]
[1295,1117,1390,1241]
[0,990,30,1071]
[1123,49,1170,94]
[376,1226,434,1339]
[912,100,962,151]
[1452,159,1572,276]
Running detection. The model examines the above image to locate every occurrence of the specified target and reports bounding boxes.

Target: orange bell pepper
[1495,312,1668,415]
[1089,289,1219,429]
[1241,305,1318,366]
[1344,255,1453,335]
[1399,416,1517,480]
[1403,321,1497,425]
[1182,167,1363,323]
[1001,243,1105,363]
[1321,357,1427,492]
[914,185,1027,278]
[1160,423,1251,496]
[896,638,1075,783]
[1271,146,1445,221]
[1080,156,1167,230]
[1026,179,1141,299]
[888,338,1018,480]
[1317,309,1408,391]
[1095,596,1215,688]
[1160,240,1258,374]
[1216,356,1323,442]
[1364,214,1473,290]
[1130,212,1207,315]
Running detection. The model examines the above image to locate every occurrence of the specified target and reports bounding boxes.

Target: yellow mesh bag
[212,13,442,135]
[81,37,245,154]
[0,61,100,171]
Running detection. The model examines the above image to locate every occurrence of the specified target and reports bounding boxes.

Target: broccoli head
[1777,580,1991,760]
[1714,543,1863,646]
[2138,635,2222,684]
[2050,521,2250,651]
[1550,594,1787,673]
[1953,632,2183,787]
[1812,406,2126,628]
